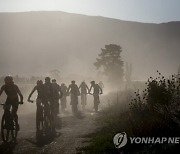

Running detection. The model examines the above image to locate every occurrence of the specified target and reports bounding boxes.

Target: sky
[0,0,180,23]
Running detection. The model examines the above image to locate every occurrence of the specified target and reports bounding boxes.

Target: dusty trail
[0,110,98,154]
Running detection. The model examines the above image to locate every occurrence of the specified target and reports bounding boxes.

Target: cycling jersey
[79,84,88,94]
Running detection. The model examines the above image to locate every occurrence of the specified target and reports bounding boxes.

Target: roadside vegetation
[81,72,180,154]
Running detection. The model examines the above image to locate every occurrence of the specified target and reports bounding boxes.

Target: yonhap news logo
[113,132,180,149]
[113,132,127,148]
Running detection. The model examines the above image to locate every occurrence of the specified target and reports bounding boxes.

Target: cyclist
[27,80,44,132]
[0,76,23,131]
[89,81,103,112]
[51,79,63,115]
[67,80,80,114]
[60,83,68,112]
[79,81,89,110]
[41,77,55,133]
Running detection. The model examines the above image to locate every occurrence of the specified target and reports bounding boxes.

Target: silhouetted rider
[28,80,44,103]
[79,81,89,110]
[67,80,80,114]
[27,80,44,132]
[51,79,63,115]
[60,83,68,112]
[89,81,102,112]
[0,76,23,130]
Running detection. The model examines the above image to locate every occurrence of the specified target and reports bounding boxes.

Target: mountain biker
[89,81,103,112]
[42,77,55,131]
[67,80,80,114]
[28,80,44,103]
[79,81,89,110]
[60,83,68,112]
[0,76,23,131]
[27,80,44,132]
[51,79,63,115]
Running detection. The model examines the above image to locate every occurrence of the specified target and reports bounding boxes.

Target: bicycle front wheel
[1,114,16,142]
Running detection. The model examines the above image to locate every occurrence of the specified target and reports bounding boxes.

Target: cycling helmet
[71,80,75,84]
[37,80,43,86]
[90,81,95,84]
[52,79,56,82]
[45,77,50,82]
[4,76,13,84]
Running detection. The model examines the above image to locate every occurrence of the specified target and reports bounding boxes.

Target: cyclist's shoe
[16,124,20,131]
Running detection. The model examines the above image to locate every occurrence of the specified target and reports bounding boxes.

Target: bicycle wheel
[44,112,51,134]
[1,114,15,142]
[11,119,18,142]
[36,106,44,132]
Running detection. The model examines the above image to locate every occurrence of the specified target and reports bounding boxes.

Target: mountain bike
[1,102,23,143]
[89,93,102,112]
[81,93,87,110]
[29,99,53,137]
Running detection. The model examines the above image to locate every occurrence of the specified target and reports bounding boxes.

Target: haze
[0,0,180,23]
[0,11,180,81]
[0,0,180,81]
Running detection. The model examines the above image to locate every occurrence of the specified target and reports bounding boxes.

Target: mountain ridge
[0,11,179,80]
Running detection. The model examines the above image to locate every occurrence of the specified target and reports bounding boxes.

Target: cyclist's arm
[65,87,68,96]
[16,86,23,102]
[76,85,80,96]
[0,86,4,96]
[89,85,92,93]
[66,85,71,96]
[86,85,89,92]
[28,86,36,101]
[59,86,63,98]
[67,85,71,93]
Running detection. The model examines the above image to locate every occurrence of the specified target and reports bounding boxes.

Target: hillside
[0,11,180,80]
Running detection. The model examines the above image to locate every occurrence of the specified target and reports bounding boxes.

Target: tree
[94,44,124,86]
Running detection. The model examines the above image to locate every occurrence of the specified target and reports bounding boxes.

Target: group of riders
[0,76,103,137]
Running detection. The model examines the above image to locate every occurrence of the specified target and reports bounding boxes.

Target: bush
[82,72,180,153]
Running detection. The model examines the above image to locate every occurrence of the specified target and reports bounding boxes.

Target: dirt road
[0,110,98,154]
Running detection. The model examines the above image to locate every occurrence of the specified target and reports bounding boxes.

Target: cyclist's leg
[36,99,42,131]
[81,94,83,105]
[81,94,86,110]
[43,100,50,117]
[71,95,78,113]
[43,100,51,130]
[3,103,11,128]
[11,102,19,130]
[55,99,59,115]
[93,94,99,112]
[50,101,56,133]
[85,94,87,105]
[75,95,78,112]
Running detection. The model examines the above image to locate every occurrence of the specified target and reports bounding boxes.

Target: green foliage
[94,44,124,85]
